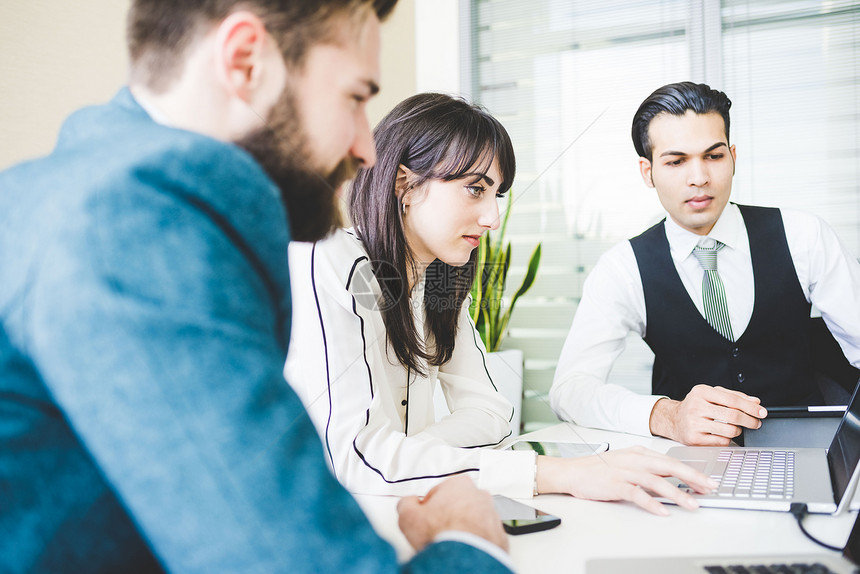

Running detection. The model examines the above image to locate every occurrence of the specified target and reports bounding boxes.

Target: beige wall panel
[367,0,416,128]
[0,0,417,170]
[0,1,130,169]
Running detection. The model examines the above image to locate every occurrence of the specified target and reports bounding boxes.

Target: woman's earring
[401,202,408,215]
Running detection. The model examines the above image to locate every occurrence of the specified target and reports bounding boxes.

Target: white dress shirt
[285,229,535,498]
[550,204,860,436]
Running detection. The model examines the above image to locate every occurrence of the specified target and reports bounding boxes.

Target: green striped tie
[692,241,734,341]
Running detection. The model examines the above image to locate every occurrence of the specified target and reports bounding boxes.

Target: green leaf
[479,307,493,351]
[467,191,542,352]
[501,242,511,290]
[511,242,542,302]
[470,234,488,324]
[496,243,542,343]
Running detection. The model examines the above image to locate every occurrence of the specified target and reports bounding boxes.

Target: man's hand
[397,475,509,553]
[536,447,718,516]
[649,384,768,445]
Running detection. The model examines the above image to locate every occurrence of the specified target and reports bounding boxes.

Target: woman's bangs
[436,121,514,192]
[434,137,496,183]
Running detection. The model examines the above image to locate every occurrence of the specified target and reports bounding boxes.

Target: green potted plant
[468,194,541,433]
[469,193,542,352]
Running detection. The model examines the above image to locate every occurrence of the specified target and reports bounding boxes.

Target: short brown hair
[127,0,397,92]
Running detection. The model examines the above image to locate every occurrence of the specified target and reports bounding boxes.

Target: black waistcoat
[629,204,821,406]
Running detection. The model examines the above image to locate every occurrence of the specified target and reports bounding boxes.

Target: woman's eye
[466,185,485,197]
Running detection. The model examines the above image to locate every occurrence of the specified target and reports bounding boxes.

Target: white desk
[354,422,857,574]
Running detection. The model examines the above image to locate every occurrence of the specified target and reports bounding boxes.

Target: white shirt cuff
[477,448,535,498]
[643,394,669,437]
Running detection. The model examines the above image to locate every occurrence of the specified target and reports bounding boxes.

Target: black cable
[789,502,843,552]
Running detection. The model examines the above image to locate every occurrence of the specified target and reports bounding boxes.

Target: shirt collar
[128,87,171,126]
[665,202,742,262]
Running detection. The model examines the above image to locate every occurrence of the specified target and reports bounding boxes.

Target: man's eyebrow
[659,150,687,158]
[659,142,727,158]
[364,79,380,96]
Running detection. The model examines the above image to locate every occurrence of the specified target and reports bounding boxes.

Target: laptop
[586,507,860,574]
[663,382,860,514]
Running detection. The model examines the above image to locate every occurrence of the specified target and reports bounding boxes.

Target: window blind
[468,0,860,431]
[722,0,860,250]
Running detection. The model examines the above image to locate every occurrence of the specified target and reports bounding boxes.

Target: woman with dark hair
[284,93,713,513]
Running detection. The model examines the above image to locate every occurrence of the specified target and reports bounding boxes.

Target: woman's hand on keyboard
[535,446,719,516]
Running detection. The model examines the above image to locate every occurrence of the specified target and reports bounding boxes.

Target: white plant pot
[433,348,524,436]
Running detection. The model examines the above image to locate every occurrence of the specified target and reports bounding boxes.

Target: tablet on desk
[766,405,847,418]
[507,440,609,458]
[742,404,846,448]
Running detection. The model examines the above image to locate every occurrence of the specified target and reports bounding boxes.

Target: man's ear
[639,157,655,188]
[213,11,272,102]
[730,144,737,176]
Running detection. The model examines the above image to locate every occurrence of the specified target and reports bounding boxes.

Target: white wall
[0,1,422,170]
[414,0,461,96]
[368,0,418,127]
[0,1,130,169]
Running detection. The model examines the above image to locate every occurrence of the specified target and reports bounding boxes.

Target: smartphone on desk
[508,440,609,458]
[492,495,561,535]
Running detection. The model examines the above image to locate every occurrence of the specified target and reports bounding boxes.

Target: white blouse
[284,229,535,498]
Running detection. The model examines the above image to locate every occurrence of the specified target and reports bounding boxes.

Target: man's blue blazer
[0,88,510,574]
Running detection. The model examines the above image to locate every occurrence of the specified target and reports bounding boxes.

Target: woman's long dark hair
[348,93,516,374]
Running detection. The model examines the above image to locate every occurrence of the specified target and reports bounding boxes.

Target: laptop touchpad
[679,460,708,472]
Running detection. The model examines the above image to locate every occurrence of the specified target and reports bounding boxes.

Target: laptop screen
[827,382,860,504]
[843,507,860,563]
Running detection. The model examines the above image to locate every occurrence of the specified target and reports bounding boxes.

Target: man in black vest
[550,82,860,447]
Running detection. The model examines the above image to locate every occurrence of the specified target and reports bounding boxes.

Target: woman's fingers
[564,447,717,515]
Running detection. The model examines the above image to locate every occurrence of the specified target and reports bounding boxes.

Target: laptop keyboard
[704,563,838,573]
[710,450,796,499]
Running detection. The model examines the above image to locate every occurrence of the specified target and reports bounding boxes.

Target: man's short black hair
[632,81,732,161]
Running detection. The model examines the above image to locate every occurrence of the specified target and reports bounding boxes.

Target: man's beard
[236,88,358,242]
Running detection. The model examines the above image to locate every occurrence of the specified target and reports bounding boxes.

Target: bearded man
[0,1,512,572]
